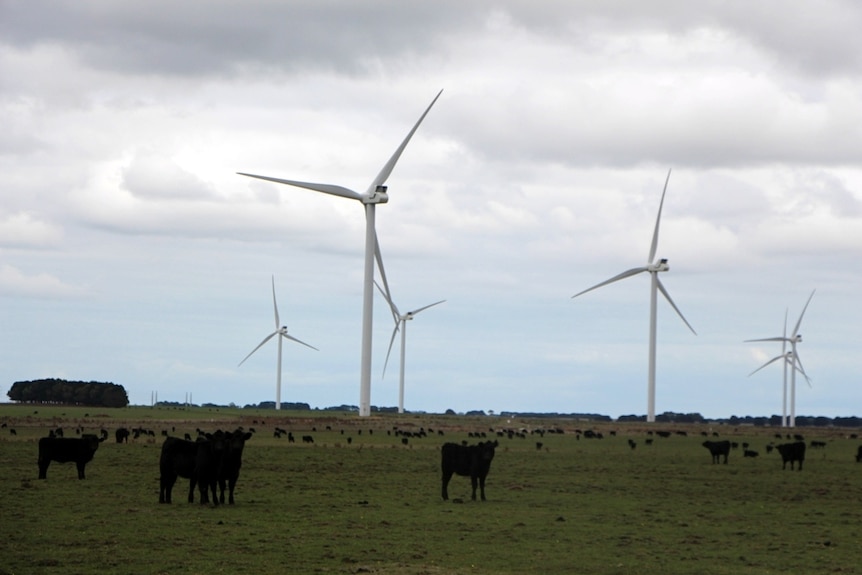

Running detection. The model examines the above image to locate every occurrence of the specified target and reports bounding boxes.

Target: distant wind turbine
[571,170,696,423]
[374,280,445,414]
[746,289,815,428]
[238,90,442,416]
[239,276,318,410]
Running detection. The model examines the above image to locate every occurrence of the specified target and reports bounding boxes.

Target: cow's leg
[208,480,219,506]
[76,461,86,479]
[441,470,453,500]
[188,477,197,503]
[38,460,49,479]
[722,453,728,464]
[470,475,478,501]
[160,473,176,503]
[478,475,487,501]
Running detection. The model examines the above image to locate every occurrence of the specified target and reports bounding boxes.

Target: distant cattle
[744,449,759,458]
[115,428,130,444]
[159,434,226,505]
[441,441,497,501]
[809,440,827,449]
[218,430,253,505]
[776,441,806,470]
[702,440,730,464]
[38,434,105,479]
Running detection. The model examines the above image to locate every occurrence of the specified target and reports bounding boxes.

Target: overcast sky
[2,1,860,419]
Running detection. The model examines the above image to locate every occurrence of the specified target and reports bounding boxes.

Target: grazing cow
[218,430,253,505]
[115,428,130,444]
[744,449,759,458]
[776,441,806,470]
[159,434,226,504]
[702,440,731,464]
[441,441,497,501]
[38,434,104,479]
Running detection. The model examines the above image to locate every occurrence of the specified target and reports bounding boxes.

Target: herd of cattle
[23,422,862,504]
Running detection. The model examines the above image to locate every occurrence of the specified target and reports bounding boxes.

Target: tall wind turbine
[238,90,442,417]
[375,280,445,414]
[746,289,815,428]
[571,170,696,423]
[239,276,318,410]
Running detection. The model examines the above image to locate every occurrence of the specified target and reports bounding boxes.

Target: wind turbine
[571,170,696,423]
[238,90,442,417]
[239,276,318,410]
[746,289,815,428]
[374,280,445,414]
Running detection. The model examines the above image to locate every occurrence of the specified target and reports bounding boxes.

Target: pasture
[1,405,861,575]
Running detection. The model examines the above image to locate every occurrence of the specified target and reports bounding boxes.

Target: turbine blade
[791,351,811,384]
[748,353,787,377]
[744,337,787,343]
[656,278,696,335]
[571,267,649,299]
[782,308,788,353]
[408,300,446,316]
[382,323,400,379]
[365,89,443,194]
[792,289,816,337]
[282,333,319,351]
[648,169,672,264]
[373,279,400,319]
[271,275,280,330]
[238,331,278,366]
[238,173,363,201]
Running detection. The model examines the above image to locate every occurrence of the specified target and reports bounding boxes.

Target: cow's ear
[243,432,253,440]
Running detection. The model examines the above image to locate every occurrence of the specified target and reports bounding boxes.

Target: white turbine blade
[238,331,278,366]
[282,333,319,352]
[237,173,363,201]
[656,278,696,335]
[571,266,649,299]
[782,308,788,354]
[271,276,280,330]
[373,234,398,324]
[648,169,672,264]
[365,89,443,194]
[791,351,812,386]
[744,336,786,344]
[408,300,446,316]
[373,279,400,319]
[748,353,787,377]
[381,323,400,379]
[792,289,816,337]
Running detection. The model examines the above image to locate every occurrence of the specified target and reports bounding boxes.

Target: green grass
[1,405,861,574]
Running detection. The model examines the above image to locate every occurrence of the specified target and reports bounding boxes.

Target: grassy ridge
[1,405,861,575]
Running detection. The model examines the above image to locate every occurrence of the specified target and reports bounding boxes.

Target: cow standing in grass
[218,430,253,505]
[776,441,806,470]
[38,434,105,479]
[159,433,226,505]
[441,441,497,501]
[702,440,731,464]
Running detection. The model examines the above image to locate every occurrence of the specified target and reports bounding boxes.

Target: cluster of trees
[7,378,129,408]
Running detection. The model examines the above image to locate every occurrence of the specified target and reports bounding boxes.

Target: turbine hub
[363,185,389,205]
[648,258,670,272]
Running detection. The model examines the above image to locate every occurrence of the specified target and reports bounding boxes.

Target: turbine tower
[239,276,318,410]
[571,170,696,423]
[746,289,815,428]
[238,90,442,416]
[375,280,445,414]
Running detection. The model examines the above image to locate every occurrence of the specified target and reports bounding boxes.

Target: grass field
[1,404,861,575]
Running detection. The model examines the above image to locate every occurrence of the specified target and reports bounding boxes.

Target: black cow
[702,440,730,464]
[159,434,226,504]
[776,441,806,470]
[217,430,252,505]
[38,434,104,479]
[856,445,862,463]
[115,428,130,444]
[441,441,497,501]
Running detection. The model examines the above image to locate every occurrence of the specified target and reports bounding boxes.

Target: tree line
[6,378,129,408]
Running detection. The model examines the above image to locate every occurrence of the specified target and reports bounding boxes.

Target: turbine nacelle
[648,258,669,273]
[362,185,389,205]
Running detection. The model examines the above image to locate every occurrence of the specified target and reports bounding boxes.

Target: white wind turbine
[746,289,815,428]
[571,170,696,423]
[238,90,442,417]
[239,276,318,410]
[374,280,445,414]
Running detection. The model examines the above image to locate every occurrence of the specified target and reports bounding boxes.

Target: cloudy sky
[2,1,860,419]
